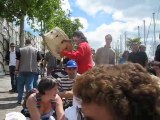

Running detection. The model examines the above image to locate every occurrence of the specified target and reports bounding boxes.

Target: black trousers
[9,66,17,91]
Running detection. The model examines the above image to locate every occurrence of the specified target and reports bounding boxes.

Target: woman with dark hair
[73,63,160,120]
[26,77,65,120]
[61,31,93,74]
[119,50,129,64]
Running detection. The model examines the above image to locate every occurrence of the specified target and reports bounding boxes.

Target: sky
[25,0,160,57]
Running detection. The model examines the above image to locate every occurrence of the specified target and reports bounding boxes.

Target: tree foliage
[127,37,141,49]
[0,0,83,46]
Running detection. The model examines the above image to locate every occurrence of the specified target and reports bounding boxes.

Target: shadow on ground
[0,91,9,93]
[0,102,20,109]
[0,96,17,101]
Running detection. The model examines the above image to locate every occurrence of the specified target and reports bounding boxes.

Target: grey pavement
[0,75,22,120]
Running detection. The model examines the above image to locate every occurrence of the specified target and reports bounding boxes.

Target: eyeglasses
[67,68,77,70]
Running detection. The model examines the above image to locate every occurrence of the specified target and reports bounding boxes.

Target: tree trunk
[19,17,24,47]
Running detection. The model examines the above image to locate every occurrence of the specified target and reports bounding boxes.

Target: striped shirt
[58,74,79,104]
[58,75,75,92]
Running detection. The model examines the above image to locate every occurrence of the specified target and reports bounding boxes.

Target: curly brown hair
[73,63,160,120]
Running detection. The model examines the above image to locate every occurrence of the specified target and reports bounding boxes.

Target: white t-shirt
[65,96,82,120]
[9,51,16,66]
[72,96,82,108]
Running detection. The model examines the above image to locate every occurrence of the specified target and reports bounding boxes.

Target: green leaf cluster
[0,0,83,38]
[127,37,141,49]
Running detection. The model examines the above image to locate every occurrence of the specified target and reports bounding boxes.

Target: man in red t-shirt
[61,31,93,74]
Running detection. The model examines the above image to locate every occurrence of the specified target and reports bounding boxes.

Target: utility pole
[117,39,120,53]
[153,13,156,55]
[120,35,122,53]
[138,26,140,38]
[125,32,127,50]
[143,20,146,45]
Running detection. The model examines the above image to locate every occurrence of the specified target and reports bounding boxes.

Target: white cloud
[76,0,114,16]
[76,0,160,20]
[85,22,126,50]
[84,18,160,52]
[75,0,160,53]
[61,0,72,13]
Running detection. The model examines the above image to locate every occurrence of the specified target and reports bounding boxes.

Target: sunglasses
[67,67,77,70]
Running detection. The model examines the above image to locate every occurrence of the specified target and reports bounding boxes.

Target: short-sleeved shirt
[58,75,75,92]
[95,46,115,65]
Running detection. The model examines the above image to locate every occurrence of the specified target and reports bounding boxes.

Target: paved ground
[0,75,22,120]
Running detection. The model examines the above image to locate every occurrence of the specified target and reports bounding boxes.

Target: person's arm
[61,44,85,60]
[55,94,66,120]
[26,94,41,120]
[15,50,20,73]
[58,90,73,99]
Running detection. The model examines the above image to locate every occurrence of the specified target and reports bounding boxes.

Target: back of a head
[73,31,87,41]
[25,39,31,45]
[73,63,160,120]
[38,77,58,95]
[139,44,146,51]
[122,50,129,57]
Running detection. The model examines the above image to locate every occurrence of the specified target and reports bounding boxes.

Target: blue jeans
[33,73,39,88]
[9,66,17,91]
[17,72,35,102]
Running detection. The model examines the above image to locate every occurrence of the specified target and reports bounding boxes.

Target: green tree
[127,37,141,49]
[0,0,83,47]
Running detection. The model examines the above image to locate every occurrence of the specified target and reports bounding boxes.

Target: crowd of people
[5,31,160,120]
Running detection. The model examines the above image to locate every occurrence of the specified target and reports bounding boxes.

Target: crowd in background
[5,31,160,120]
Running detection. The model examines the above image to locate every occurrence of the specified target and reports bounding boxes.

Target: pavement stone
[0,75,22,120]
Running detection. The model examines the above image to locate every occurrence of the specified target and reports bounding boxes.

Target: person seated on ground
[118,50,129,64]
[57,60,79,108]
[73,63,160,120]
[25,77,65,120]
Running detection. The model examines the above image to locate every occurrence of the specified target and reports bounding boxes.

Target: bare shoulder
[26,93,37,107]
